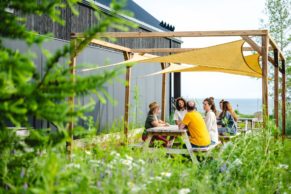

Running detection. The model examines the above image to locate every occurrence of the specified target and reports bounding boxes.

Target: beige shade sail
[147,54,261,78]
[139,40,262,77]
[81,39,262,78]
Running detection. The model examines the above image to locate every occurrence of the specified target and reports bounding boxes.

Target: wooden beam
[90,39,132,52]
[241,36,275,65]
[268,56,275,66]
[67,38,77,160]
[89,30,268,38]
[281,60,286,140]
[241,36,262,54]
[274,49,279,128]
[261,35,269,126]
[131,47,262,53]
[161,63,167,121]
[123,52,131,143]
[269,35,285,60]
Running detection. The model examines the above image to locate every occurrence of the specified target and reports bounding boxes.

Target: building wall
[9,2,181,131]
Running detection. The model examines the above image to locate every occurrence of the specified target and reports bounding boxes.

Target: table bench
[133,125,221,163]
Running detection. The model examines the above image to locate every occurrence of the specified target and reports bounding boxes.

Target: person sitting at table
[173,97,187,125]
[179,101,211,148]
[209,97,220,117]
[217,99,224,118]
[142,102,170,147]
[203,98,219,144]
[217,101,238,135]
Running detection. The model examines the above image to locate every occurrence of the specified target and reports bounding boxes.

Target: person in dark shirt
[142,102,170,147]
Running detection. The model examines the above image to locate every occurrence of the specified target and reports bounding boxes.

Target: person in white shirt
[203,98,219,144]
[173,97,187,125]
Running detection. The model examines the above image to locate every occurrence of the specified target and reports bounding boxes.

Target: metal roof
[94,0,171,32]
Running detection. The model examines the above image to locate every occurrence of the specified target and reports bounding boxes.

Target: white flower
[106,164,113,169]
[121,159,132,166]
[278,164,289,169]
[125,155,133,161]
[110,151,120,157]
[138,159,145,165]
[178,188,191,194]
[88,160,103,167]
[161,172,172,178]
[66,163,80,169]
[127,182,143,193]
[232,159,243,166]
[85,150,91,155]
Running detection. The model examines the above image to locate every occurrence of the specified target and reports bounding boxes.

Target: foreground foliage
[0,0,135,189]
[1,125,290,193]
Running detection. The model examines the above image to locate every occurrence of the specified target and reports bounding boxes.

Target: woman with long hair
[203,98,219,144]
[173,97,187,125]
[218,101,238,135]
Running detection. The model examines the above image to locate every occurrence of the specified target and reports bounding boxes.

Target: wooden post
[274,49,279,127]
[161,63,166,121]
[123,52,131,143]
[261,35,269,127]
[67,38,77,159]
[281,60,286,140]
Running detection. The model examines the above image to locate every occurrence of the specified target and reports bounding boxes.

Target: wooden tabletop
[147,125,186,133]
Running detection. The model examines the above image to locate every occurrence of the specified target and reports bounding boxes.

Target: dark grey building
[5,0,182,131]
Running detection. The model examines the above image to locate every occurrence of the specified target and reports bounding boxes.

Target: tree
[261,0,291,99]
[0,0,135,188]
[261,0,291,134]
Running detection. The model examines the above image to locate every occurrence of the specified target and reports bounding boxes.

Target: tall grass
[2,122,290,193]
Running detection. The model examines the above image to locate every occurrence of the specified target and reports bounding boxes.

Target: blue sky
[133,0,266,99]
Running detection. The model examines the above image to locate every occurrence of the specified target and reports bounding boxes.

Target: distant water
[192,98,274,115]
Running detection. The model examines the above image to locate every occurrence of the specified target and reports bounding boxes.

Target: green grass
[2,126,290,194]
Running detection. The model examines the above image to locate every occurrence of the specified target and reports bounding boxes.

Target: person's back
[183,111,211,147]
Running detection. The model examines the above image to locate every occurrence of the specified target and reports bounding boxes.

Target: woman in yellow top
[179,101,211,148]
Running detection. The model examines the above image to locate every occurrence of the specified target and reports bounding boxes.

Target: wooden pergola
[68,30,286,150]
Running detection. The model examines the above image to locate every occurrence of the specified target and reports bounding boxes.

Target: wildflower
[110,151,120,157]
[85,150,91,155]
[89,159,103,164]
[161,172,172,178]
[221,142,233,151]
[106,164,113,169]
[20,168,25,178]
[88,160,103,167]
[127,182,143,193]
[125,155,133,161]
[66,163,80,169]
[150,176,162,181]
[232,159,243,166]
[121,159,133,166]
[178,188,191,194]
[219,163,228,173]
[138,159,145,165]
[278,164,289,169]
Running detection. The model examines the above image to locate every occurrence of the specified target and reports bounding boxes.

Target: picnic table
[238,118,255,131]
[140,125,221,163]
